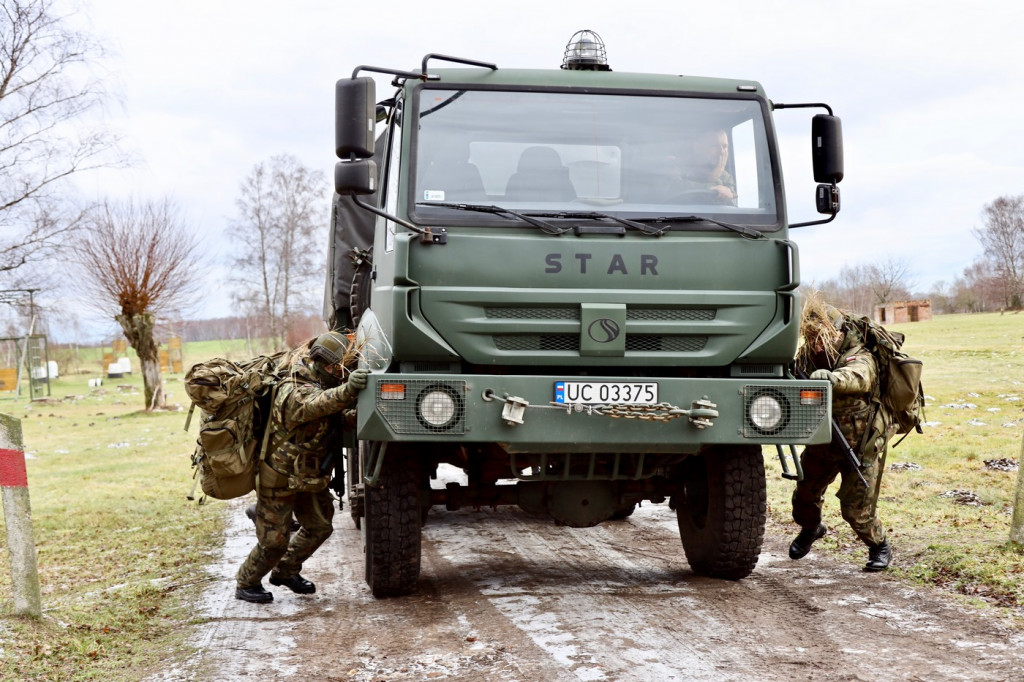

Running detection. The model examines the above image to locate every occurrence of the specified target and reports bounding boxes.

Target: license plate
[554,381,658,405]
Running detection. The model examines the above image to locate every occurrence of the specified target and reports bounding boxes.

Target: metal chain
[539,401,686,422]
[599,402,686,422]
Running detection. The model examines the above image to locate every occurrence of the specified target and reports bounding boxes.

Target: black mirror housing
[336,78,376,159]
[811,114,844,184]
[335,159,378,195]
[815,183,840,214]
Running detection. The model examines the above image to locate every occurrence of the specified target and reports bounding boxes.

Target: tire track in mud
[422,506,750,680]
[422,503,1024,681]
[159,496,1024,681]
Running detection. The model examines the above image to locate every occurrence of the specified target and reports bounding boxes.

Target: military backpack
[846,315,926,440]
[183,352,288,500]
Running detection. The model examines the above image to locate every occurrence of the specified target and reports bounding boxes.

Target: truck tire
[364,442,422,598]
[609,503,636,520]
[675,445,766,580]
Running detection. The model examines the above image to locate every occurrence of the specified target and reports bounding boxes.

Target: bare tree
[808,256,914,316]
[228,154,326,350]
[77,198,200,410]
[0,0,122,282]
[865,257,913,306]
[973,195,1024,310]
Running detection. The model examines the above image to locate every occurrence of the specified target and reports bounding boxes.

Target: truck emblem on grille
[588,318,621,343]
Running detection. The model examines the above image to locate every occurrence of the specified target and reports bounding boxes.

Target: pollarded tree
[974,195,1024,310]
[77,198,200,410]
[228,154,327,350]
[0,0,123,282]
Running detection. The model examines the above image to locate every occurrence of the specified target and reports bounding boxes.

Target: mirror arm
[771,101,834,115]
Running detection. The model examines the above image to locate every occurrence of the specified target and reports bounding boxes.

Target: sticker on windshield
[423,190,445,201]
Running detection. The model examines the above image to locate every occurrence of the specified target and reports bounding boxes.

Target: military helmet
[800,294,844,363]
[309,331,350,386]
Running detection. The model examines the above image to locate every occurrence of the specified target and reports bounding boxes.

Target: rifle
[794,366,869,488]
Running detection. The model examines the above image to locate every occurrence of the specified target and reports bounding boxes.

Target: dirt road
[154,494,1024,681]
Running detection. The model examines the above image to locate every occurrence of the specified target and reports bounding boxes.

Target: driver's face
[695,131,729,176]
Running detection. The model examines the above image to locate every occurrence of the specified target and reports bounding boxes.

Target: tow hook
[687,397,718,429]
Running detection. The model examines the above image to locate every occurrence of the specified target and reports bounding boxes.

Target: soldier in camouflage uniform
[235,331,368,603]
[788,299,893,572]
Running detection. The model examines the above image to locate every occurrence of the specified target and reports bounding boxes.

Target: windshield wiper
[528,211,665,237]
[637,215,768,240]
[415,202,569,235]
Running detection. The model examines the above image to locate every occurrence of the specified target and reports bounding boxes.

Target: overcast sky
[67,0,1024,334]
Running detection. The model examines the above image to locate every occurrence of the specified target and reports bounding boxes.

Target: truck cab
[328,32,843,597]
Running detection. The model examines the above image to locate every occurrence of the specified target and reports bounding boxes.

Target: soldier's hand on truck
[344,368,369,394]
[809,369,838,385]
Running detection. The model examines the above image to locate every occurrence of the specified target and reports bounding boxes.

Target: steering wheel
[664,188,719,204]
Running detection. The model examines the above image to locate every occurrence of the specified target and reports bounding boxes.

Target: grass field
[0,350,238,680]
[765,311,1024,609]
[1,315,1023,679]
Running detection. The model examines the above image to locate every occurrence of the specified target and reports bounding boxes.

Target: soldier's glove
[342,369,369,400]
[809,369,838,385]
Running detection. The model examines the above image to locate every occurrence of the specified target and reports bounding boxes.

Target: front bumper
[356,373,831,453]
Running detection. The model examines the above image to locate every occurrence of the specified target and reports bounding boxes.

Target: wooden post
[1,412,41,617]
[1011,429,1024,546]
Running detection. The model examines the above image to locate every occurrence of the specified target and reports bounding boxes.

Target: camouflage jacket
[798,322,881,445]
[263,357,355,484]
[680,167,736,191]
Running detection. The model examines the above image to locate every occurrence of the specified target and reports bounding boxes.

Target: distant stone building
[874,299,932,324]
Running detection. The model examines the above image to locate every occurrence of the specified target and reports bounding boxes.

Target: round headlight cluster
[417,386,460,430]
[749,391,789,435]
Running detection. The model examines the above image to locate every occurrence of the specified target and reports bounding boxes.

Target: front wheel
[364,442,422,598]
[675,445,766,580]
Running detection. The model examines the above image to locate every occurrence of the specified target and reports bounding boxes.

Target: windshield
[411,87,780,229]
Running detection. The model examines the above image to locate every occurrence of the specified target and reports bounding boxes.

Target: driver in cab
[678,129,737,205]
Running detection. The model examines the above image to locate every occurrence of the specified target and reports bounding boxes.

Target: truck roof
[417,67,766,98]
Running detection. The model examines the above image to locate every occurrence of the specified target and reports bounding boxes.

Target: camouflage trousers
[236,484,335,589]
[791,416,888,548]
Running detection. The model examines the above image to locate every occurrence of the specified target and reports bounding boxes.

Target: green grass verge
[766,311,1024,615]
[0,355,230,680]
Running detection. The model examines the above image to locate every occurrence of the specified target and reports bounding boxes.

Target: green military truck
[326,32,844,597]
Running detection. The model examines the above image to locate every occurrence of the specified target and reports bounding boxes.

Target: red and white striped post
[1,412,41,617]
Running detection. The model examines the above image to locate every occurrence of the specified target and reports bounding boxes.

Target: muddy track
[150,497,1024,681]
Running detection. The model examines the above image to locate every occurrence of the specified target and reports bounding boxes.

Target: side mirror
[811,114,844,184]
[336,77,376,159]
[815,183,840,215]
[335,159,377,196]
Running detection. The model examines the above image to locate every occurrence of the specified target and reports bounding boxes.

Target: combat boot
[788,523,827,560]
[864,539,892,572]
[270,573,316,594]
[235,583,273,603]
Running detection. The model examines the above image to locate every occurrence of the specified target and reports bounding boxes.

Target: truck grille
[494,334,578,351]
[626,335,707,352]
[484,306,716,321]
[493,334,708,353]
[485,306,579,320]
[488,306,715,354]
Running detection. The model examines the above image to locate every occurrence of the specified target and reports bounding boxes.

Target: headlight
[749,393,784,432]
[417,387,458,429]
